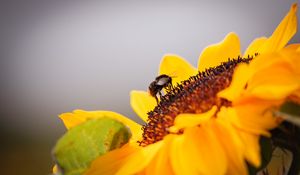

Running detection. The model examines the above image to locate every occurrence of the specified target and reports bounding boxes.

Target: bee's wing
[156,77,170,86]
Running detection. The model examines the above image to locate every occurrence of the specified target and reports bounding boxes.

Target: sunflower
[58,3,298,175]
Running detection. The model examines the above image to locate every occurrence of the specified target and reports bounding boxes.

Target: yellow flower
[58,3,298,175]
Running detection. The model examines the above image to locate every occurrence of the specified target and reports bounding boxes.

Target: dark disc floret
[139,56,254,146]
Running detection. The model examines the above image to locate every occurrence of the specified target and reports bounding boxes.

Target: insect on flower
[148,74,173,103]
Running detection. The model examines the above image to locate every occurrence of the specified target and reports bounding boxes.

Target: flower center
[139,56,254,146]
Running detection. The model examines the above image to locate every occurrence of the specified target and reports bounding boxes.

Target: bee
[148,74,173,103]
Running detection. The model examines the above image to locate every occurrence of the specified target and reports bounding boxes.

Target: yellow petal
[144,136,174,175]
[59,110,142,142]
[198,32,241,72]
[239,131,261,167]
[247,53,300,100]
[258,3,298,53]
[281,46,300,74]
[116,141,163,175]
[222,106,267,136]
[283,43,300,51]
[59,111,86,130]
[130,90,156,122]
[85,143,138,175]
[184,125,227,175]
[169,106,217,132]
[213,118,248,175]
[218,63,253,102]
[219,103,278,136]
[159,54,198,85]
[250,84,299,100]
[169,135,198,175]
[243,37,267,57]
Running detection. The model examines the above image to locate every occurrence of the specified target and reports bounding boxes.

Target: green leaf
[259,137,273,170]
[288,150,300,175]
[52,117,131,175]
[278,101,300,126]
[280,101,300,116]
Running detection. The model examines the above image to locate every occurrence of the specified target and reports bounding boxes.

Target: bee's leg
[155,96,159,104]
[165,85,170,92]
[169,80,173,90]
[158,91,163,98]
[159,91,166,103]
[166,82,173,92]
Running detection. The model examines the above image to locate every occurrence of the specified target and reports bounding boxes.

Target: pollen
[139,56,253,146]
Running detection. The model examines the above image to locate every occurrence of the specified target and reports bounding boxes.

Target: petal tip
[292,3,298,11]
[160,54,186,66]
[198,32,241,71]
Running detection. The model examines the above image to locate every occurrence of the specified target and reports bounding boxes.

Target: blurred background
[0,0,299,174]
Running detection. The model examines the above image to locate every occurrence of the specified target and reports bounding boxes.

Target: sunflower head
[140,56,253,146]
